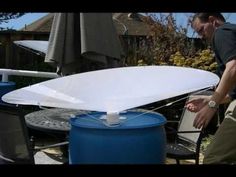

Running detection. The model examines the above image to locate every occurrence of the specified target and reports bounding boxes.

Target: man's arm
[211,59,236,105]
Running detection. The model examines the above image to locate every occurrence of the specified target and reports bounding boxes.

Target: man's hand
[185,95,210,112]
[193,105,217,129]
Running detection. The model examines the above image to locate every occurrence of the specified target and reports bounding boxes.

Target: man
[186,13,236,164]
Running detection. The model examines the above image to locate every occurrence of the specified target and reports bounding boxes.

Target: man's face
[192,17,215,41]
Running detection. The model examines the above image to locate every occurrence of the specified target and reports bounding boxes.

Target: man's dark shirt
[212,22,236,99]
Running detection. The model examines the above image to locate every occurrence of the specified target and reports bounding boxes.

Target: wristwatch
[208,100,218,109]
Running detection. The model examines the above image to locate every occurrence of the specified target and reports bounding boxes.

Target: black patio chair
[166,91,214,164]
[0,104,68,164]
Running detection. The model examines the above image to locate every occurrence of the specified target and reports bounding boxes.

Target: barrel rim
[70,109,167,130]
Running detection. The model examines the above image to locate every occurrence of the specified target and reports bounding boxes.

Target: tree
[133,13,217,73]
[0,13,25,30]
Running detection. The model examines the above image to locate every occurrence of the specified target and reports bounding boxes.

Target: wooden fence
[0,30,206,70]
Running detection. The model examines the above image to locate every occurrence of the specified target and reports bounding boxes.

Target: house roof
[21,13,54,32]
[113,13,151,36]
[20,13,151,36]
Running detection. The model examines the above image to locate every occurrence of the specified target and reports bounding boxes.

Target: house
[21,13,54,32]
[1,13,203,69]
[21,13,150,36]
[21,13,151,60]
[0,13,151,69]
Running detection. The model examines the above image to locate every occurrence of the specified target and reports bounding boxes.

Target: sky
[148,13,236,37]
[0,13,48,30]
[172,13,236,37]
[1,13,236,37]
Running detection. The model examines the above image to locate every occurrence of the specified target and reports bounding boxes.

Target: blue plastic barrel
[0,82,16,105]
[69,109,166,164]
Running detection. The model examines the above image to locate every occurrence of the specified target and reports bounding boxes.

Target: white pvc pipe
[0,69,59,82]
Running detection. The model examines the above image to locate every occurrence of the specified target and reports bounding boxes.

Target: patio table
[24,108,90,158]
[25,108,88,134]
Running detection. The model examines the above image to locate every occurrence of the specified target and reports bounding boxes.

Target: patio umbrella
[45,13,124,76]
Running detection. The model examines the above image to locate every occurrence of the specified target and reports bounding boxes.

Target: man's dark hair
[192,13,226,23]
